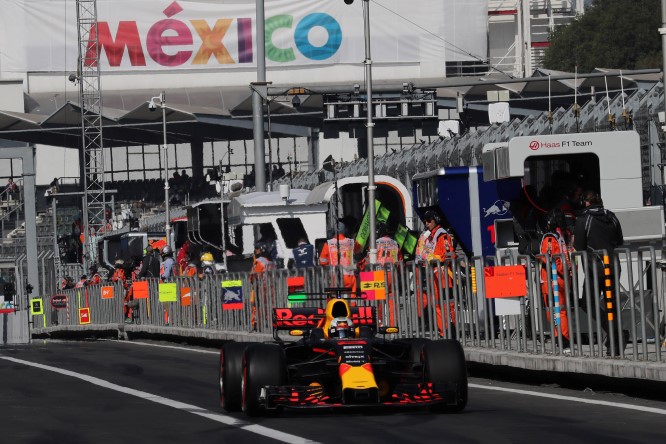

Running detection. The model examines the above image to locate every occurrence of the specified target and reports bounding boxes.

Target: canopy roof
[0,86,317,149]
[0,70,659,149]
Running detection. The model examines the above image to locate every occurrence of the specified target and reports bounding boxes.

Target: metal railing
[35,248,666,362]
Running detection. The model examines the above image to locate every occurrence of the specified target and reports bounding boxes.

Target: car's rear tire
[424,339,468,413]
[242,344,287,416]
[219,342,248,412]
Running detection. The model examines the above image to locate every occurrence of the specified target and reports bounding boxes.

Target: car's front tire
[424,339,468,413]
[219,342,248,412]
[241,344,287,416]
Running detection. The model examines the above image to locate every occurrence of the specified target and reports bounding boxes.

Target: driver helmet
[329,317,354,339]
[114,259,125,268]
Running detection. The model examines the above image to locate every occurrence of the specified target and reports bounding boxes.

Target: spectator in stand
[271,164,284,181]
[6,178,18,201]
[180,169,192,196]
[169,172,183,204]
[71,219,83,263]
[49,177,59,194]
[170,171,182,187]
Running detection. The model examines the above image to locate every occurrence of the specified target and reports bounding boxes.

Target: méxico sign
[0,0,487,78]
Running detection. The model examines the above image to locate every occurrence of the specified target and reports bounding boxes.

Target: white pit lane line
[111,341,666,416]
[0,355,318,444]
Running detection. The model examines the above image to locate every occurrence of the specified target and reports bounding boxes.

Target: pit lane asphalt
[1,340,665,444]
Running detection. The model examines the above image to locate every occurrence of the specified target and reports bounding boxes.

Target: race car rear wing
[272,306,376,330]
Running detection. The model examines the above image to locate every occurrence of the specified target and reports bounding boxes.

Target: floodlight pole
[661,0,666,133]
[363,0,377,264]
[253,0,267,192]
[157,91,172,249]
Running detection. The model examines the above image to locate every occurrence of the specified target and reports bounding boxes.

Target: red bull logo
[483,200,509,218]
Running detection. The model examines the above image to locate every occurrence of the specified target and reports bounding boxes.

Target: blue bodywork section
[414,167,522,256]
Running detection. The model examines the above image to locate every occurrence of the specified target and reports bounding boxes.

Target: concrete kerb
[465,347,666,382]
[29,326,666,382]
[31,325,278,344]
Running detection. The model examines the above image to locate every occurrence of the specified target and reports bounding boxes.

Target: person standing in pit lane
[319,221,356,293]
[573,190,626,357]
[250,241,276,332]
[420,210,457,338]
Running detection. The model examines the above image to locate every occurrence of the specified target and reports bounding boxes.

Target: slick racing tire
[424,339,468,413]
[219,342,248,412]
[242,344,287,416]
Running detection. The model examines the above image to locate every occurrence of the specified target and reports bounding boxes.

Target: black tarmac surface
[1,339,665,444]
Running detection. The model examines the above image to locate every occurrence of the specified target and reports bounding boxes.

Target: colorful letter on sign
[79,307,91,324]
[222,280,243,310]
[101,286,114,299]
[158,283,178,302]
[484,266,527,298]
[132,281,149,299]
[30,298,44,315]
[359,271,386,300]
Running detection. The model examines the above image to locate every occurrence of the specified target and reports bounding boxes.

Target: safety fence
[38,247,666,363]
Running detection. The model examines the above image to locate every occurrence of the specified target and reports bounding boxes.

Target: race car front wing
[259,382,459,410]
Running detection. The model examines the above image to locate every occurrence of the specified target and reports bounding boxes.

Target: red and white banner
[0,0,487,81]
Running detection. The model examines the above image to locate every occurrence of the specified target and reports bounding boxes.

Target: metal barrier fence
[40,248,666,362]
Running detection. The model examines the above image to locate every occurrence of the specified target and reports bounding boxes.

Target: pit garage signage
[483,266,526,298]
[359,271,386,301]
[79,307,91,325]
[222,280,243,310]
[101,286,114,299]
[50,294,68,310]
[30,298,44,315]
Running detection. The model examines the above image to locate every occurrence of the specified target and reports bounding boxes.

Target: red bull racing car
[218,289,468,416]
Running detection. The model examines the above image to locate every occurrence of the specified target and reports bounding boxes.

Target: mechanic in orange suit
[319,221,357,293]
[420,211,457,338]
[372,222,402,326]
[250,241,276,331]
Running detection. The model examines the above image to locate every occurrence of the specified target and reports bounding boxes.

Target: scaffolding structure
[76,0,106,269]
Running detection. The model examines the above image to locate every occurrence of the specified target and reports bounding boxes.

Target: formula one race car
[218,289,467,416]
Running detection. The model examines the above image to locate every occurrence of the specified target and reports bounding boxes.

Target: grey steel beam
[0,142,39,303]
